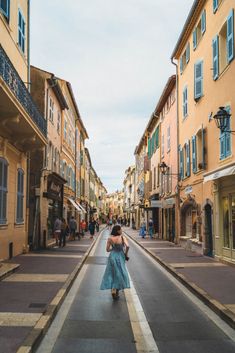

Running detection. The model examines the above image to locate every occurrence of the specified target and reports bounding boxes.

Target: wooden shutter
[186,141,191,177]
[193,29,197,50]
[202,128,206,169]
[227,9,234,63]
[213,0,218,13]
[186,43,190,63]
[179,146,183,180]
[180,57,183,74]
[201,10,206,34]
[194,61,203,100]
[212,35,219,80]
[0,159,8,224]
[192,135,197,173]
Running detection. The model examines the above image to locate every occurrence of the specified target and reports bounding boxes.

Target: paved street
[35,228,235,353]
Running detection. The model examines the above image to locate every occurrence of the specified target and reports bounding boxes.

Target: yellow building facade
[0,1,46,259]
[172,0,235,263]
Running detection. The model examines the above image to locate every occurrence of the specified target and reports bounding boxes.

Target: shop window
[222,197,230,248]
[16,169,24,223]
[0,158,8,224]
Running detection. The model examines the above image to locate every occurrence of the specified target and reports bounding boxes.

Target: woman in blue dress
[100,225,130,299]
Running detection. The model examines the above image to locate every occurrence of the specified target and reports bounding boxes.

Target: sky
[30,0,193,193]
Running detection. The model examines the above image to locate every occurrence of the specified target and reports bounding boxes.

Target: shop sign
[185,186,193,194]
[165,198,175,205]
[47,180,62,200]
[151,200,162,208]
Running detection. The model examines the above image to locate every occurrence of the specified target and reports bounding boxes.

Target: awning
[76,201,87,214]
[204,165,235,183]
[67,197,82,212]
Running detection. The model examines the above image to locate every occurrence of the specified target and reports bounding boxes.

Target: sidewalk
[0,228,104,353]
[123,227,235,330]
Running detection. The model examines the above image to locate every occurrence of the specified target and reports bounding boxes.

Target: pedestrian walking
[59,218,67,247]
[108,218,113,230]
[80,219,86,237]
[54,216,62,246]
[139,219,146,238]
[69,216,77,240]
[100,225,130,299]
[148,218,154,239]
[88,218,96,239]
[96,219,100,232]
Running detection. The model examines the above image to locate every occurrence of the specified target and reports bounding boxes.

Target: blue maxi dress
[100,241,130,290]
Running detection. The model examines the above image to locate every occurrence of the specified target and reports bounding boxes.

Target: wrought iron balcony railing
[0,45,47,136]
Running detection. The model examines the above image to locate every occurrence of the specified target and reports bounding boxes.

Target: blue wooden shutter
[194,61,203,100]
[0,158,8,224]
[0,0,10,19]
[213,0,218,13]
[220,131,225,159]
[183,87,188,118]
[227,9,234,63]
[18,9,25,53]
[193,29,197,50]
[179,146,183,180]
[212,35,219,80]
[201,10,206,34]
[16,170,24,223]
[186,141,191,177]
[192,135,197,173]
[202,128,206,169]
[225,106,231,157]
[186,43,190,63]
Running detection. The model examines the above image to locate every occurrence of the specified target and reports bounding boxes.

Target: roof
[66,82,89,139]
[171,0,204,59]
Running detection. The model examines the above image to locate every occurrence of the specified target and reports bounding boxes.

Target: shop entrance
[205,204,213,256]
[222,195,235,260]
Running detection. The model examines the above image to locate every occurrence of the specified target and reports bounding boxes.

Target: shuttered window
[212,35,219,80]
[213,0,218,13]
[183,86,188,118]
[194,60,203,100]
[186,141,191,177]
[193,29,197,50]
[220,107,231,159]
[16,169,24,223]
[192,135,197,173]
[186,43,190,63]
[179,146,184,180]
[0,0,9,19]
[201,10,206,34]
[0,158,8,224]
[18,9,26,53]
[227,9,234,63]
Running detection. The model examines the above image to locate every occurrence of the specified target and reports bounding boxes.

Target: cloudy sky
[30,0,193,193]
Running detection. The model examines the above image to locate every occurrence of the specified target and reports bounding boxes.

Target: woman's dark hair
[111,225,121,236]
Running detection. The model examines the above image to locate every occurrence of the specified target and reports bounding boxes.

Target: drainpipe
[171,57,180,244]
[27,0,30,91]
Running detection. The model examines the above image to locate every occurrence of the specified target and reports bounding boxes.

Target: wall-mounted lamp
[213,106,234,133]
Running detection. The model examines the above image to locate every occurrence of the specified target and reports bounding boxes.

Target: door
[205,204,213,256]
[185,208,192,237]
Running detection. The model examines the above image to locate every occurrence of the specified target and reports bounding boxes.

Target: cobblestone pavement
[0,230,103,353]
[123,227,235,329]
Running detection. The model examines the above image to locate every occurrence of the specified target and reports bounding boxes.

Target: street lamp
[159,161,168,175]
[213,106,234,133]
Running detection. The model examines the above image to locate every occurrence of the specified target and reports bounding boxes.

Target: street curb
[16,227,106,353]
[124,230,235,330]
[0,263,20,281]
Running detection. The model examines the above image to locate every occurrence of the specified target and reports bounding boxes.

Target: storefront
[162,198,176,242]
[42,173,66,241]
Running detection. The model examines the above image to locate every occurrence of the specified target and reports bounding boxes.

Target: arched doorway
[205,204,213,256]
[180,196,198,238]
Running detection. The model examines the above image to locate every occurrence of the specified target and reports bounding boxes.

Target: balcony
[0,45,47,150]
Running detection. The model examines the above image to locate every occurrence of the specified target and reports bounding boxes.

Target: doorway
[205,204,213,256]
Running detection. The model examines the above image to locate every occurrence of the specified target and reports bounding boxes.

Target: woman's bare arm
[123,236,130,255]
[106,238,112,252]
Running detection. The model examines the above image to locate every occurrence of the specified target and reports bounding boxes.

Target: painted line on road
[128,236,235,343]
[125,273,160,353]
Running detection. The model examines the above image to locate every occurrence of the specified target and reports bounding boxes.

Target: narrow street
[36,228,235,353]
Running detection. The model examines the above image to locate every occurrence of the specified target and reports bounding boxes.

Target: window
[193,10,206,50]
[213,0,223,13]
[179,146,184,180]
[215,10,234,76]
[49,97,54,122]
[0,0,9,19]
[0,158,8,224]
[185,141,191,178]
[220,107,231,159]
[192,128,206,172]
[16,169,24,223]
[183,86,188,118]
[180,42,190,74]
[68,129,71,147]
[18,9,25,53]
[57,112,61,134]
[167,126,170,152]
[194,60,203,100]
